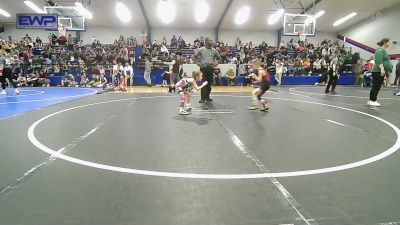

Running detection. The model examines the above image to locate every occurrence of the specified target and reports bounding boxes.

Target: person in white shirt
[91,36,96,44]
[187,57,194,64]
[124,62,134,86]
[275,58,284,86]
[293,42,300,49]
[160,43,169,56]
[99,65,105,77]
[321,47,328,57]
[279,40,287,49]
[313,58,322,74]
[112,61,124,85]
[144,58,152,87]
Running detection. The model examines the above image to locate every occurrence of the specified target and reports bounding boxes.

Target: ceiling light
[75,2,93,20]
[235,6,250,25]
[115,2,131,23]
[305,10,325,24]
[333,12,357,26]
[268,9,284,25]
[24,1,45,14]
[0,8,11,17]
[157,0,176,24]
[195,1,209,24]
[314,10,325,19]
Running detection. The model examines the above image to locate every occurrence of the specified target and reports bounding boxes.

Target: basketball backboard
[283,13,316,36]
[44,6,85,31]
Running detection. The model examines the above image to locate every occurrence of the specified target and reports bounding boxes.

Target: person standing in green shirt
[368,38,392,107]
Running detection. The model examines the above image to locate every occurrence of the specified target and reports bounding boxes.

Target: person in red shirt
[113,74,127,92]
[364,59,373,71]
[247,58,270,111]
[92,65,100,79]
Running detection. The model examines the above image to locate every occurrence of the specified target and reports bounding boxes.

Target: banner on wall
[182,64,236,77]
[16,14,58,29]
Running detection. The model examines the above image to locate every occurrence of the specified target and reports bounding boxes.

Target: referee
[193,37,220,103]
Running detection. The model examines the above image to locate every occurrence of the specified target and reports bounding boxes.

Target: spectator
[213,66,221,86]
[92,65,100,79]
[144,57,152,87]
[160,43,169,56]
[279,40,287,49]
[124,62,134,86]
[62,73,76,87]
[112,61,123,85]
[38,70,50,87]
[80,73,90,87]
[312,57,322,74]
[287,59,296,76]
[178,36,185,49]
[354,59,364,86]
[162,70,170,87]
[275,58,284,86]
[90,73,106,87]
[259,41,268,54]
[171,35,177,47]
[199,36,205,47]
[303,57,311,75]
[17,73,27,87]
[27,72,39,87]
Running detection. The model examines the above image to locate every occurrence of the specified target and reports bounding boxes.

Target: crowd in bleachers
[141,34,371,86]
[1,31,388,88]
[0,33,136,88]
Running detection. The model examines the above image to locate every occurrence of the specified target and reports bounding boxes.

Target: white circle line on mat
[27,94,400,179]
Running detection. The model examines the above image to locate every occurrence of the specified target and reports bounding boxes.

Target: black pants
[394,71,400,85]
[370,72,385,101]
[325,71,338,92]
[200,66,214,101]
[0,68,17,90]
[319,70,328,83]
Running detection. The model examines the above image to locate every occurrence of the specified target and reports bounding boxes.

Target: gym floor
[0,86,399,225]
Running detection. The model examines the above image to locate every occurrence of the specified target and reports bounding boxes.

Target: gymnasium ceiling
[0,0,399,32]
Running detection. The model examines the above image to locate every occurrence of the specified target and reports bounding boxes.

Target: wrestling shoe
[367,100,380,107]
[179,110,190,115]
[260,102,269,112]
[247,103,258,110]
